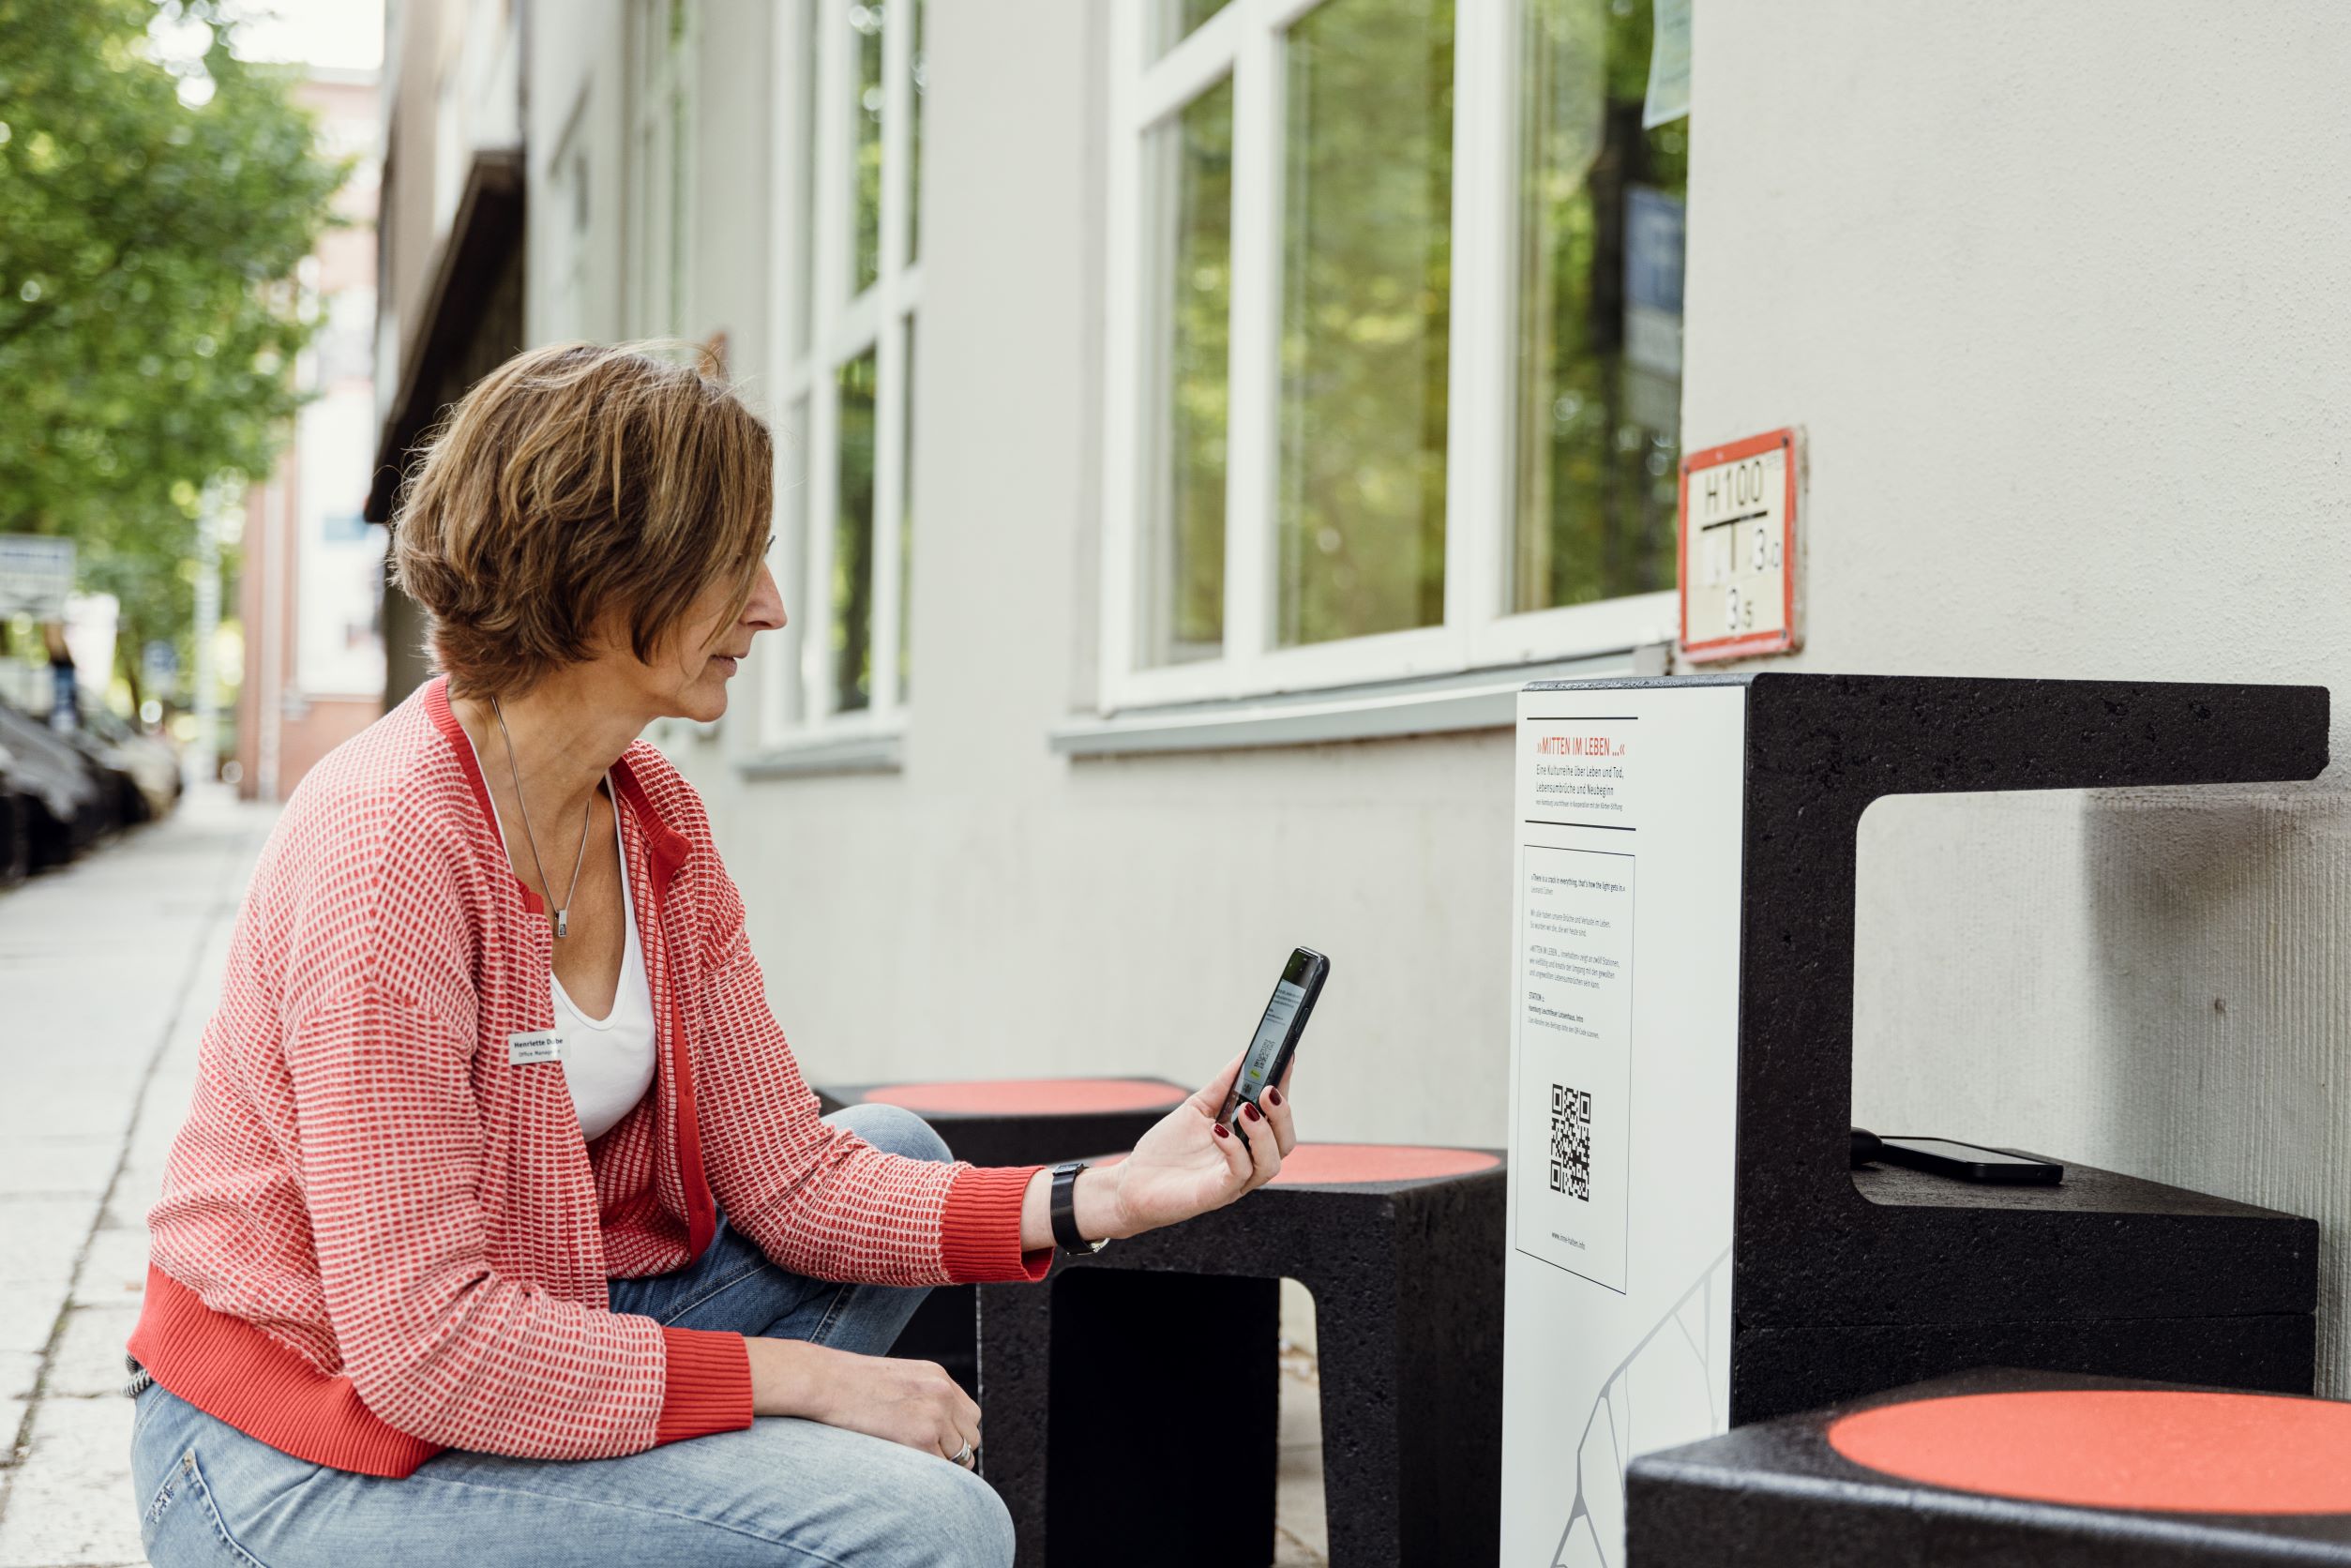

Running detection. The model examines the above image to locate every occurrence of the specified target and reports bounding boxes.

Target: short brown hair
[392,341,772,698]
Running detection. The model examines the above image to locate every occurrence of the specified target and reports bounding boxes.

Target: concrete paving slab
[71,1233,149,1313]
[0,1199,98,1284]
[0,1289,67,1363]
[0,1395,25,1465]
[125,1087,197,1168]
[0,1397,142,1568]
[100,1181,162,1239]
[0,1071,146,1143]
[0,1138,119,1200]
[45,1308,141,1401]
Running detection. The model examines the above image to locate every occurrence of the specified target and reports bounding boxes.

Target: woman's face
[623,559,788,724]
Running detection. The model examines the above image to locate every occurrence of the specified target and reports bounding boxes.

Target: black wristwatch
[1048,1161,1108,1257]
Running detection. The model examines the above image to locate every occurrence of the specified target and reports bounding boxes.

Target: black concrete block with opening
[976,1142,1505,1568]
[1653,673,2330,1423]
[810,1077,1193,1395]
[1627,1367,2351,1566]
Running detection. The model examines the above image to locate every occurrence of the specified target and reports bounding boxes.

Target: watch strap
[1049,1161,1106,1256]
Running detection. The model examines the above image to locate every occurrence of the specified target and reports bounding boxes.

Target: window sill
[734,726,905,779]
[1049,644,1670,758]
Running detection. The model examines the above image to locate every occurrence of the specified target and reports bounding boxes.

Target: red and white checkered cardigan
[129,675,1047,1476]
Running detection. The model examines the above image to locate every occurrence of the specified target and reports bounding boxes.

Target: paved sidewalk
[0,785,278,1568]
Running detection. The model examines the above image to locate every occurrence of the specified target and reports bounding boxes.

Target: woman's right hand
[746,1336,982,1466]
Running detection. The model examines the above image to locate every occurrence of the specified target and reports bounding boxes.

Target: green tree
[0,0,344,704]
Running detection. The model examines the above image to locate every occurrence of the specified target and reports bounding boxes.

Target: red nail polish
[1213,1123,1231,1138]
[1265,1088,1282,1108]
[1243,1102,1262,1123]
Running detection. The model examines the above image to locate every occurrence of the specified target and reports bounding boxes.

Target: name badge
[507,1030,565,1065]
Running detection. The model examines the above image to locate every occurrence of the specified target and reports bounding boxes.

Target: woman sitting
[125,342,1299,1567]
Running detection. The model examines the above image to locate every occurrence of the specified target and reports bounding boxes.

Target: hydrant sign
[1678,428,1799,663]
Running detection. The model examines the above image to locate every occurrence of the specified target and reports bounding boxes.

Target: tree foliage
[1276,0,1456,648]
[0,0,344,691]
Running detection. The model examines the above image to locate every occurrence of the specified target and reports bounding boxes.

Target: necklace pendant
[552,908,568,939]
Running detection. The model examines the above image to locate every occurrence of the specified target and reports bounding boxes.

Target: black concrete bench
[1628,1367,2351,1566]
[811,1076,1192,1395]
[976,1142,1506,1568]
[1686,676,2328,1424]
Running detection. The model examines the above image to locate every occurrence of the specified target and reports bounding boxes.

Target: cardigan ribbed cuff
[940,1164,1052,1284]
[652,1327,755,1446]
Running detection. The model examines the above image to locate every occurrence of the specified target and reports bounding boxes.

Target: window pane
[1510,0,1686,614]
[765,394,810,739]
[669,81,690,329]
[908,0,927,264]
[787,0,816,359]
[851,3,884,294]
[1150,0,1227,59]
[1140,78,1233,669]
[898,320,915,701]
[1275,0,1454,649]
[833,348,879,713]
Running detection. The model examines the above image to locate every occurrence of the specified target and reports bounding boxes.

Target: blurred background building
[354,2,2351,1394]
[367,0,526,702]
[233,65,388,801]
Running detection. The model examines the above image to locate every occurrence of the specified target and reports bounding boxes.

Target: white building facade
[517,0,2351,1395]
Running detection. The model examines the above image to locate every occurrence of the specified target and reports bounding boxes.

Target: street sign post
[0,536,77,620]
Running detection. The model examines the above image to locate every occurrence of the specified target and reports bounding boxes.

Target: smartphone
[1217,947,1330,1130]
[1876,1136,2063,1185]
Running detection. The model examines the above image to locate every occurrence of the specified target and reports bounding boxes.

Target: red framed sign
[1678,427,1801,663]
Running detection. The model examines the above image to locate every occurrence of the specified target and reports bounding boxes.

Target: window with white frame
[1100,0,1689,712]
[758,0,927,751]
[543,101,593,344]
[626,0,696,339]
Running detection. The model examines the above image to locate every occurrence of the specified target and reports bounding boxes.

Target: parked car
[79,706,181,822]
[0,746,31,888]
[0,700,109,867]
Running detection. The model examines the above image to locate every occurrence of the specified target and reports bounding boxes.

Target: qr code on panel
[1549,1083,1591,1201]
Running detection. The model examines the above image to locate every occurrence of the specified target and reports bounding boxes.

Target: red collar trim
[609,754,691,869]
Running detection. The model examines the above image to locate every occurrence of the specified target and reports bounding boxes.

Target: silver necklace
[490,694,593,940]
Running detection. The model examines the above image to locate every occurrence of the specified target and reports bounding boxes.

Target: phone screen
[1887,1138,2053,1168]
[1239,978,1308,1101]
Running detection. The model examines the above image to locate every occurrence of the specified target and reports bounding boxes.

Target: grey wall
[1686,1,2351,1391]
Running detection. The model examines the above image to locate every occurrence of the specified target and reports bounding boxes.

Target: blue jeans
[128,1104,1015,1567]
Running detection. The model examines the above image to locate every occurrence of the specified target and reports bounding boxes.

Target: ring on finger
[948,1440,976,1469]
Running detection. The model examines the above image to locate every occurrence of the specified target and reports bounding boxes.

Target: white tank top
[549,797,657,1140]
[460,730,657,1140]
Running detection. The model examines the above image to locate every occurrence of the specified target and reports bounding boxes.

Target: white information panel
[1501,683,1747,1567]
[1516,844,1634,1292]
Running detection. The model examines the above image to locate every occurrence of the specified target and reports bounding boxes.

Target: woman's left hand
[1102,1054,1297,1239]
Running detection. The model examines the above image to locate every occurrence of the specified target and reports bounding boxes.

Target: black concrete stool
[977,1142,1505,1568]
[811,1076,1191,1395]
[1628,1368,2351,1567]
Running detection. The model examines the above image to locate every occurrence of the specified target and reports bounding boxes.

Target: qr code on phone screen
[1549,1083,1591,1200]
